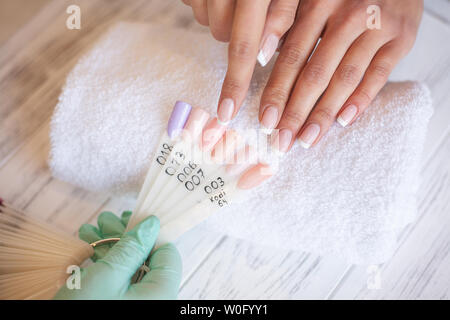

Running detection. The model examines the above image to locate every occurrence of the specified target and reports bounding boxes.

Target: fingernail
[168,101,192,139]
[217,98,234,125]
[237,163,273,190]
[201,117,227,151]
[260,106,278,135]
[272,128,292,153]
[337,104,358,127]
[299,123,320,149]
[257,34,279,67]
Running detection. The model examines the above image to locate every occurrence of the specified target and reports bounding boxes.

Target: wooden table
[0,0,449,299]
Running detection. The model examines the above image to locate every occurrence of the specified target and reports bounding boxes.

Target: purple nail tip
[168,101,192,139]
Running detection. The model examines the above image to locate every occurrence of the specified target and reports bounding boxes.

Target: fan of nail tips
[0,101,273,299]
[127,101,273,245]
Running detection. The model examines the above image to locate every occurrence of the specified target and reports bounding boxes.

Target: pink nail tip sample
[237,163,273,190]
[183,107,210,142]
[201,118,227,150]
[211,130,243,163]
[271,129,292,153]
[225,145,258,175]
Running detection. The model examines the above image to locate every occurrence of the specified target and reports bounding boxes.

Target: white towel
[50,22,433,264]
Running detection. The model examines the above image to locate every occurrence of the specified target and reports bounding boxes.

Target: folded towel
[50,22,433,264]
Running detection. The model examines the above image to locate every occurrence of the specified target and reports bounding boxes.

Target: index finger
[217,0,270,124]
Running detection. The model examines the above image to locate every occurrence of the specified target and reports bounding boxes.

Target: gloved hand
[79,211,133,261]
[54,215,182,299]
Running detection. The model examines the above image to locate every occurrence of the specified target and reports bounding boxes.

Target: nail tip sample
[257,51,267,67]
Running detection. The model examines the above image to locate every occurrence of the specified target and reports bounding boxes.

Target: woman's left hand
[259,0,423,151]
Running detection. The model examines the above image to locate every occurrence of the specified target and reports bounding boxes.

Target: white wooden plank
[178,238,349,299]
[389,13,450,160]
[331,132,450,299]
[424,0,450,24]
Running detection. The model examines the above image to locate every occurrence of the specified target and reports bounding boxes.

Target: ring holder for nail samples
[0,102,273,299]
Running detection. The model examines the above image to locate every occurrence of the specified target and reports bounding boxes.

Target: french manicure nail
[272,128,292,153]
[260,106,278,134]
[217,98,234,124]
[257,34,279,67]
[299,123,320,149]
[337,104,358,127]
[167,101,192,139]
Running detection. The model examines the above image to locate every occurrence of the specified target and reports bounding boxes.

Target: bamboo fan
[0,102,274,300]
[0,200,91,299]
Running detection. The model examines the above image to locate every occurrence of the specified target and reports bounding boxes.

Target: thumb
[125,243,182,299]
[92,216,160,287]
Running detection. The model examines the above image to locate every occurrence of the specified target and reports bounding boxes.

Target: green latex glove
[54,216,182,299]
[78,211,132,261]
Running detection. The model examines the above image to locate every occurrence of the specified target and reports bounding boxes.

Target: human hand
[182,0,298,124]
[54,216,182,300]
[184,0,423,151]
[260,0,423,151]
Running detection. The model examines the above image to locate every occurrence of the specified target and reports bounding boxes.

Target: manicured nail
[201,118,227,151]
[257,34,279,67]
[237,163,273,190]
[217,98,234,125]
[168,101,192,139]
[260,106,278,135]
[183,107,210,142]
[272,128,292,153]
[299,123,320,149]
[337,104,358,127]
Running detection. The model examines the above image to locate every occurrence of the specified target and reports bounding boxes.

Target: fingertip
[127,215,160,247]
[120,210,132,226]
[98,211,125,237]
[97,211,117,226]
[150,242,183,277]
